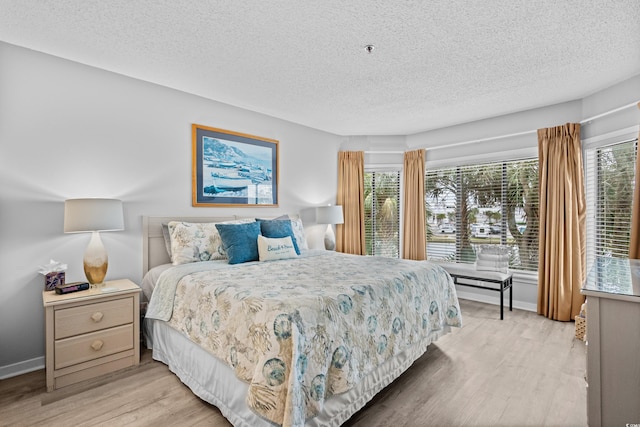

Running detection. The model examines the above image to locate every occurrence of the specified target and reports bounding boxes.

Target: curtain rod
[580,100,639,124]
[363,100,639,152]
[424,129,536,151]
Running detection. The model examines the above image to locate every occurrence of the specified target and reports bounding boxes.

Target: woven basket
[575,316,586,341]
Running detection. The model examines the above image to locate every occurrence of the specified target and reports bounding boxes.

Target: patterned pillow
[290,218,309,252]
[168,222,223,265]
[215,222,262,264]
[257,235,298,261]
[258,219,300,254]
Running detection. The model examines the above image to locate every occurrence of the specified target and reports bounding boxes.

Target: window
[585,138,638,263]
[364,171,401,257]
[425,158,539,271]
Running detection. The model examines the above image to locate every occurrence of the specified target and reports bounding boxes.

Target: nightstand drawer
[54,324,133,369]
[55,297,133,339]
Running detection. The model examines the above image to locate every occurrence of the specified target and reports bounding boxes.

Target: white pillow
[475,259,509,273]
[477,244,510,257]
[476,252,508,262]
[475,245,510,273]
[290,218,309,252]
[257,235,298,261]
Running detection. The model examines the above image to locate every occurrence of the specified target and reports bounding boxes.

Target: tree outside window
[425,158,539,271]
[364,171,400,258]
[586,139,637,262]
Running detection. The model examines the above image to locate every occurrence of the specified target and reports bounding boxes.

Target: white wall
[0,42,342,375]
[1,39,638,376]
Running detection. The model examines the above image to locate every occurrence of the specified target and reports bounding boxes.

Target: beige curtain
[629,102,640,259]
[336,151,365,255]
[537,123,586,321]
[402,149,426,260]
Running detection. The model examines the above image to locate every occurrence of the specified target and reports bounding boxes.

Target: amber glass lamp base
[83,231,109,287]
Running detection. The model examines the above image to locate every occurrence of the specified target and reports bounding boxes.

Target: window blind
[585,138,638,264]
[364,171,401,258]
[425,158,539,271]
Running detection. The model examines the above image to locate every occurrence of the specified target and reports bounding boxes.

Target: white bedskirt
[145,318,449,426]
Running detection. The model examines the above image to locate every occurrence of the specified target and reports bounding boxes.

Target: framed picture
[192,124,279,207]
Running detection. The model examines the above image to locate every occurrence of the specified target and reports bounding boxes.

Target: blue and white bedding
[146,251,461,427]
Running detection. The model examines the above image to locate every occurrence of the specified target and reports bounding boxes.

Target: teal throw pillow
[215,222,261,264]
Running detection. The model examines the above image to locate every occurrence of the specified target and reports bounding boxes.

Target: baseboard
[0,356,44,379]
[456,290,537,312]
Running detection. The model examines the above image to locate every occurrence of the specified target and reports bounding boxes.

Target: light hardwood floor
[0,300,587,426]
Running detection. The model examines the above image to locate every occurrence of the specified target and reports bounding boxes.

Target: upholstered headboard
[142,214,300,276]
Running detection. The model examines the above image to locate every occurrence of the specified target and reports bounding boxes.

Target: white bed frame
[141,215,446,426]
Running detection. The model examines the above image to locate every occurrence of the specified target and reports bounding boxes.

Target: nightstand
[42,279,141,391]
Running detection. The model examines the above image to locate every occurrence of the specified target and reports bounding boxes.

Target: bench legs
[499,276,513,320]
[500,285,504,320]
[509,277,513,311]
[450,274,513,320]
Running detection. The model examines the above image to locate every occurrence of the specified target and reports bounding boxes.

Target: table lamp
[64,198,124,287]
[316,205,344,250]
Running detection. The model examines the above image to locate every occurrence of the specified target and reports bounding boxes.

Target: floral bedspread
[146,251,462,426]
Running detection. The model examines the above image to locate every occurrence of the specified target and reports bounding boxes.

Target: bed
[141,215,462,427]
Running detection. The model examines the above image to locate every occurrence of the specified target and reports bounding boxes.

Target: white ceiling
[1,0,639,136]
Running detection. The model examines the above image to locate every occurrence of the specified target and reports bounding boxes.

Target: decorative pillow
[475,245,510,273]
[257,235,298,261]
[477,244,511,256]
[257,219,301,254]
[289,218,309,252]
[168,222,226,265]
[215,222,262,264]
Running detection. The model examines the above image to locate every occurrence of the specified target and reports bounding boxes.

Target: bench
[439,263,513,320]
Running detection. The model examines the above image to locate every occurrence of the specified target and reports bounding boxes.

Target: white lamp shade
[316,205,344,225]
[64,198,124,233]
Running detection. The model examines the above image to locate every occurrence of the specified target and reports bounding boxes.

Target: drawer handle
[91,340,104,351]
[91,312,104,323]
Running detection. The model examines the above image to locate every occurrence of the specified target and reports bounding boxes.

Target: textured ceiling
[1,0,639,136]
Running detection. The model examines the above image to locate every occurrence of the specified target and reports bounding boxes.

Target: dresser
[581,257,640,427]
[42,279,141,391]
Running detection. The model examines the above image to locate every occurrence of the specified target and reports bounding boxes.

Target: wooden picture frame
[192,124,279,207]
